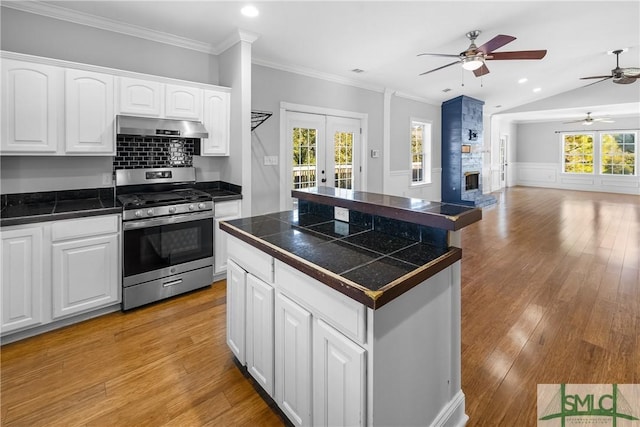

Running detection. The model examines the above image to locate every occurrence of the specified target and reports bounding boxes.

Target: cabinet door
[246,274,274,396]
[165,84,202,120]
[214,200,242,274]
[226,259,246,365]
[313,318,366,427]
[51,233,119,319]
[118,77,163,117]
[1,227,44,333]
[1,60,61,153]
[65,69,115,154]
[275,293,312,427]
[201,89,230,156]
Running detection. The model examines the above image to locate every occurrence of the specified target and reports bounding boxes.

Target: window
[563,133,594,174]
[411,120,431,184]
[601,132,636,176]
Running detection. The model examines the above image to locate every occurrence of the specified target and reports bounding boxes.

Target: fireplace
[465,172,479,191]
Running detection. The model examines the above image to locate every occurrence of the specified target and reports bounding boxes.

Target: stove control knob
[169,207,177,214]
[189,204,195,211]
[198,203,206,210]
[147,209,154,216]
[135,210,143,218]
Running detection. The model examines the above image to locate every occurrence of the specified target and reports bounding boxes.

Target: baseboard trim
[430,389,468,427]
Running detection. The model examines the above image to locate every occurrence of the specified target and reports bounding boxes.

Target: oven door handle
[123,211,213,230]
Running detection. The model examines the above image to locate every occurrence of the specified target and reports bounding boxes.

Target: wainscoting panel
[513,162,640,195]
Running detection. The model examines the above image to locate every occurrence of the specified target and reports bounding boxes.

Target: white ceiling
[18,1,640,121]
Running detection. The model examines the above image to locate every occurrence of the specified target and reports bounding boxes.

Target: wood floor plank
[1,187,638,426]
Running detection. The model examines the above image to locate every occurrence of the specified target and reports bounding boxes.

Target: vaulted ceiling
[10,1,640,121]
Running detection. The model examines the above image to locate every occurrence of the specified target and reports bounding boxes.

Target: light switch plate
[334,206,349,222]
[264,155,279,165]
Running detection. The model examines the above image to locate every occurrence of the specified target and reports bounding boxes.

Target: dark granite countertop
[221,210,462,309]
[1,188,121,227]
[195,181,243,202]
[293,187,481,231]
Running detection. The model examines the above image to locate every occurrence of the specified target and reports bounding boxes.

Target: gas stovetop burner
[117,188,212,209]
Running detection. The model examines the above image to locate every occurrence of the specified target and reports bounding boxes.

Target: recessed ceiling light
[518,78,528,84]
[241,5,259,17]
[533,87,542,93]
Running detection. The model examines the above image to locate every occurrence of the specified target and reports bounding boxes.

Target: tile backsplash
[114,135,196,170]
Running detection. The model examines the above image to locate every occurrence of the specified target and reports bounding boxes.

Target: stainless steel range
[116,167,213,310]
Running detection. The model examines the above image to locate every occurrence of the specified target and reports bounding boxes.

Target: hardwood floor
[1,187,638,426]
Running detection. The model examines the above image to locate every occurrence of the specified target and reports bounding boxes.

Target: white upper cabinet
[118,77,163,117]
[1,59,62,153]
[165,84,202,120]
[201,89,230,156]
[65,69,115,154]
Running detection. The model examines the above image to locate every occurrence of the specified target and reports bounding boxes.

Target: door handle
[163,279,183,288]
[321,178,327,183]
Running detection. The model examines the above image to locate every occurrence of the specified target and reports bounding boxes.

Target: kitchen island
[220,188,481,427]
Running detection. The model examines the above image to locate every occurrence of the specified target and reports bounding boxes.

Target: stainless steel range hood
[116,115,209,138]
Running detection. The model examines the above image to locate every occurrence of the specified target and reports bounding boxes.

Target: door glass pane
[334,131,353,189]
[292,127,317,189]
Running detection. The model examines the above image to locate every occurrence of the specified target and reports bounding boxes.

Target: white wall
[490,75,640,195]
[513,116,640,194]
[251,64,385,215]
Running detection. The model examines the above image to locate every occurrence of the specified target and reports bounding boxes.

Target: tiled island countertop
[220,187,481,309]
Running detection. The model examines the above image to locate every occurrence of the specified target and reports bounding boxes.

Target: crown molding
[253,56,386,94]
[394,91,439,107]
[2,0,217,54]
[215,29,260,53]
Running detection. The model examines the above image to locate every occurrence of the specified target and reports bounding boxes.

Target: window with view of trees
[563,133,594,174]
[601,132,636,176]
[411,120,431,184]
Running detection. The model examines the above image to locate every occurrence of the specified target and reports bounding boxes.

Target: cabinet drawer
[275,260,366,344]
[227,235,273,284]
[51,215,119,242]
[214,200,241,218]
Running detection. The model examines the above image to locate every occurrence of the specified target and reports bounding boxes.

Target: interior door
[499,135,508,188]
[285,112,361,209]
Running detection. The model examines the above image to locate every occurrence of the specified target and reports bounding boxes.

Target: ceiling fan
[563,112,615,126]
[580,49,640,85]
[417,30,547,77]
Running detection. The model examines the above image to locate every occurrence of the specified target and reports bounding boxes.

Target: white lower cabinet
[246,273,275,396]
[0,215,121,339]
[51,232,119,319]
[226,259,246,364]
[0,226,44,333]
[275,292,312,427]
[313,318,366,427]
[214,200,242,274]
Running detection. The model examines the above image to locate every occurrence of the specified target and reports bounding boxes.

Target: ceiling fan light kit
[462,55,484,71]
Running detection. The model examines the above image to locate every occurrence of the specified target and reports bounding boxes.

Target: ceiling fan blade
[487,50,547,60]
[593,118,613,122]
[476,34,516,54]
[418,61,460,76]
[563,119,585,124]
[622,67,640,77]
[580,75,614,80]
[473,63,490,77]
[417,53,460,58]
[581,77,612,88]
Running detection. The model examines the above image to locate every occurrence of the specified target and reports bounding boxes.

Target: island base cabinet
[275,292,312,427]
[226,260,246,365]
[246,273,274,396]
[313,318,366,427]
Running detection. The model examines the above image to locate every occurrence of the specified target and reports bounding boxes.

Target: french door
[284,112,362,209]
[499,135,508,188]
